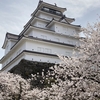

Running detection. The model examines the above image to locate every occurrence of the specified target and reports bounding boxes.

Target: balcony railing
[41,7,62,16]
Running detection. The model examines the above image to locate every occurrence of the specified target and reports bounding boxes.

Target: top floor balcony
[41,7,63,16]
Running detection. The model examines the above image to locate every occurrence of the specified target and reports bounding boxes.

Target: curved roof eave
[31,1,66,16]
[2,32,19,49]
[46,19,81,29]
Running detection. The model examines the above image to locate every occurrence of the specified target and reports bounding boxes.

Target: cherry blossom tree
[0,72,47,100]
[29,21,100,100]
[0,21,100,100]
[0,72,29,100]
[43,21,100,100]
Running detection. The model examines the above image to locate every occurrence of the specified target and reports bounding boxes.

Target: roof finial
[37,0,43,7]
[54,3,57,6]
[39,0,43,3]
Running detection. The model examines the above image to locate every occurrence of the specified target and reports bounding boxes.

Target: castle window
[44,48,52,53]
[41,35,47,39]
[48,49,52,53]
[43,8,49,11]
[45,48,52,53]
[37,47,44,52]
[42,7,62,16]
[56,11,61,15]
[41,48,44,52]
[37,47,41,52]
[55,38,60,42]
[49,9,56,14]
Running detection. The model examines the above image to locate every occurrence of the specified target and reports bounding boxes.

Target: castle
[0,1,81,71]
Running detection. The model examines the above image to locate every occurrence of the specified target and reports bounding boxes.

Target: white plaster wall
[3,54,25,72]
[36,21,46,28]
[25,39,74,56]
[5,40,18,55]
[11,41,16,48]
[31,20,48,29]
[2,41,26,68]
[24,53,60,63]
[10,40,17,49]
[55,23,79,37]
[49,24,55,31]
[31,21,37,27]
[27,29,79,46]
[29,32,33,36]
[37,13,59,21]
[5,40,11,55]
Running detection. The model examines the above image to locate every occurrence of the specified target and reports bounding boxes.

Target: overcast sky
[0,0,100,69]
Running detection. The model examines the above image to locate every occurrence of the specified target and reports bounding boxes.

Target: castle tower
[0,1,81,71]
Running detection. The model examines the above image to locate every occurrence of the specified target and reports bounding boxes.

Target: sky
[0,0,100,69]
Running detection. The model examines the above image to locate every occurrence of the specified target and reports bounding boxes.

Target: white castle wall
[37,11,60,21]
[2,37,77,71]
[28,28,79,46]
[2,41,26,68]
[25,39,74,56]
